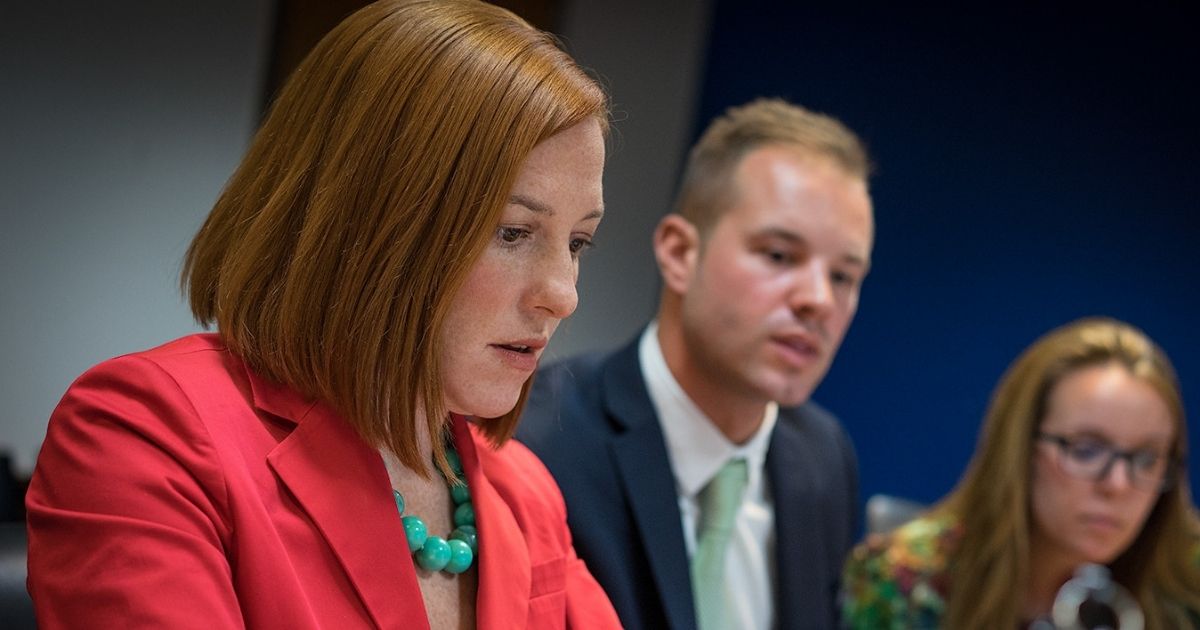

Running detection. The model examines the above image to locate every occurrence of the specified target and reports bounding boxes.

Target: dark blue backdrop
[695,4,1199,512]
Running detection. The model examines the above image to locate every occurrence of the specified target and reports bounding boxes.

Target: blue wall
[695,4,1199,509]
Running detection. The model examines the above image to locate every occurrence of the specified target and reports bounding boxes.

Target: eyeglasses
[1036,432,1176,493]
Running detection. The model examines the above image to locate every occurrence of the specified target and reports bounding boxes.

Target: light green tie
[691,458,748,630]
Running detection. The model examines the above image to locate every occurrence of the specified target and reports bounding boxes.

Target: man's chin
[755,378,817,408]
[772,392,813,407]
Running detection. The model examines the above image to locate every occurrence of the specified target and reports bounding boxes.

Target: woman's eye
[1067,441,1108,462]
[497,226,529,245]
[1131,450,1164,473]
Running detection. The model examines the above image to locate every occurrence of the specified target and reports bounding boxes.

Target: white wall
[0,0,711,475]
[0,3,274,473]
[551,0,712,360]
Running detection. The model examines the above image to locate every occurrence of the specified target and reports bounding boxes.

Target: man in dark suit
[518,99,874,630]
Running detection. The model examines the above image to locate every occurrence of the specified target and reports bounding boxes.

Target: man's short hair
[675,98,871,234]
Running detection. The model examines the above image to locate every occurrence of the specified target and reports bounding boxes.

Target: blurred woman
[26,1,620,627]
[842,318,1200,628]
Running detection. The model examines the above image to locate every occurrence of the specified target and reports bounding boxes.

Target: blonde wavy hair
[938,317,1200,628]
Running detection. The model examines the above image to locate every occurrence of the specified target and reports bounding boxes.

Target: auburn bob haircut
[183,0,608,475]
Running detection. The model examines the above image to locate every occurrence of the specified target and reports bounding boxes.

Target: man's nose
[788,260,833,319]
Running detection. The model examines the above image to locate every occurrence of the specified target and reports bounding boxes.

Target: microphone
[1048,564,1143,630]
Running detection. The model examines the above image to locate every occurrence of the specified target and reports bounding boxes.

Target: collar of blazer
[245,363,535,629]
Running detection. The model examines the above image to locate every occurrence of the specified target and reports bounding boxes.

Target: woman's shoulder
[847,510,961,576]
[61,332,264,428]
[41,333,278,488]
[53,333,237,421]
[842,512,961,629]
[76,333,233,386]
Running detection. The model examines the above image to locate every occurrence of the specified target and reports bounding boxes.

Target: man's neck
[681,377,767,444]
[656,318,769,445]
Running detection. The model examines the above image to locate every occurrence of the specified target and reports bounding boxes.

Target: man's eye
[763,250,792,264]
[831,270,859,287]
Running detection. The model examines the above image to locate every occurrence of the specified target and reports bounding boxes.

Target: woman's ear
[653,214,700,295]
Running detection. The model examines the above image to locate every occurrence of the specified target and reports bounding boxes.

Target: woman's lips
[490,339,545,372]
[1080,514,1123,533]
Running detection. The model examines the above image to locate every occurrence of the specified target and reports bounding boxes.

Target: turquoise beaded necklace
[393,444,479,575]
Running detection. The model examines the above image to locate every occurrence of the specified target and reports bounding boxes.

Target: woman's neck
[1024,538,1078,621]
[379,414,477,629]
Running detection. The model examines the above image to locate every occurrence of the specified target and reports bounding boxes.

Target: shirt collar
[638,322,778,500]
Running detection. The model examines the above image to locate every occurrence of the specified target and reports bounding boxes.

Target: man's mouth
[770,329,824,363]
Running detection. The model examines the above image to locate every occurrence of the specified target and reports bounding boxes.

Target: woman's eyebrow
[509,193,554,216]
[509,193,604,221]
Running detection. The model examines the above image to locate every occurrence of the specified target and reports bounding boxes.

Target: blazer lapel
[251,370,428,630]
[452,416,532,630]
[767,418,826,630]
[603,341,697,630]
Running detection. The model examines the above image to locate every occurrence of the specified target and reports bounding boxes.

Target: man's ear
[653,214,700,294]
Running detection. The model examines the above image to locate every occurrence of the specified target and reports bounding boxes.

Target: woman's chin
[1073,541,1127,568]
[448,398,520,421]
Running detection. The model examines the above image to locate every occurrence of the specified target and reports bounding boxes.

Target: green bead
[392,444,480,576]
[402,515,427,552]
[416,536,451,572]
[450,526,477,554]
[445,449,463,474]
[444,538,474,574]
[453,502,476,528]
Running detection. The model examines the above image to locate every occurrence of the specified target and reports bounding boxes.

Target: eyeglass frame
[1035,432,1178,493]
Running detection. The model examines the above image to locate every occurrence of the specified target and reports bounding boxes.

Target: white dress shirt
[639,323,778,630]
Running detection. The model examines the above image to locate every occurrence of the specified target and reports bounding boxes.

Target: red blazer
[27,334,620,629]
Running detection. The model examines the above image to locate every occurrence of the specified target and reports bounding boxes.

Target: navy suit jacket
[517,335,860,630]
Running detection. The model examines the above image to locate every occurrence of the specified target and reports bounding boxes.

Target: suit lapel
[250,370,428,630]
[767,415,826,630]
[452,416,532,630]
[603,341,697,630]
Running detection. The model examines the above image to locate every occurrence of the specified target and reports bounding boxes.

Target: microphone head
[1050,564,1143,630]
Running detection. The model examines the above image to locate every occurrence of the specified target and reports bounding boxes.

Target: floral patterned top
[841,512,960,630]
[842,512,1200,630]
